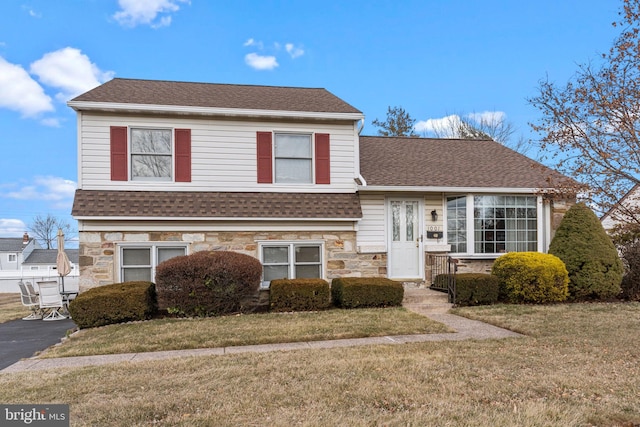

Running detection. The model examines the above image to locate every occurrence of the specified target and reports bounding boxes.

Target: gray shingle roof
[359,136,573,188]
[0,238,28,252]
[23,249,79,265]
[72,191,362,219]
[70,78,362,114]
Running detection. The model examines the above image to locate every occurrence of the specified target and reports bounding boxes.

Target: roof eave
[66,101,365,121]
[357,185,548,193]
[73,216,362,221]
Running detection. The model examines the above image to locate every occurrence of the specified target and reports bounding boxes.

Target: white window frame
[273,132,313,184]
[118,243,188,282]
[258,241,324,288]
[7,254,17,262]
[445,194,543,257]
[130,127,173,182]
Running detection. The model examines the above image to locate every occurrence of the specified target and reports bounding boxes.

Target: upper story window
[274,133,312,183]
[257,131,330,185]
[8,254,17,262]
[447,195,538,256]
[110,126,191,183]
[131,128,172,181]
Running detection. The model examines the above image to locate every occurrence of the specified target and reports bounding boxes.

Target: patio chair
[18,281,42,320]
[37,281,67,321]
[25,281,38,297]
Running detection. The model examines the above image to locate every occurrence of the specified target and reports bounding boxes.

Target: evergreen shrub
[454,273,500,306]
[331,277,403,308]
[269,278,331,312]
[155,250,262,317]
[68,281,157,328]
[548,203,623,301]
[491,252,569,304]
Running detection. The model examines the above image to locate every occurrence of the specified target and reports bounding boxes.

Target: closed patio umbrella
[56,229,71,293]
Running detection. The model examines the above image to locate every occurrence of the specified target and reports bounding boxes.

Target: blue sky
[0,0,623,241]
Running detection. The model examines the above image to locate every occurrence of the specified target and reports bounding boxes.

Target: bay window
[447,195,538,255]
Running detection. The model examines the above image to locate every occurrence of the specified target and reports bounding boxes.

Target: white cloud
[285,43,304,58]
[0,56,53,117]
[40,117,61,127]
[244,53,278,71]
[30,47,114,101]
[415,115,461,138]
[113,0,190,28]
[0,219,27,237]
[243,38,263,49]
[4,176,76,210]
[467,111,506,124]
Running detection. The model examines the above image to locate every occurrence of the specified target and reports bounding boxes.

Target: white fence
[0,269,79,293]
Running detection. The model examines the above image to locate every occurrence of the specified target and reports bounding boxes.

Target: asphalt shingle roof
[70,78,362,114]
[359,136,573,188]
[0,238,29,252]
[72,191,362,219]
[23,249,79,265]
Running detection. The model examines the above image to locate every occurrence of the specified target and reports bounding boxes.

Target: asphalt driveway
[0,318,76,370]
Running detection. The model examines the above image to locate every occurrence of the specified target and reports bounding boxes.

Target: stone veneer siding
[78,230,387,291]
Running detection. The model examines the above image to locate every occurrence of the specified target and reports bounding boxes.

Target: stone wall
[78,230,387,291]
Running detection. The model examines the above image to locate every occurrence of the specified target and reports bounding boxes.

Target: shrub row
[453,273,500,307]
[68,281,157,329]
[269,278,331,312]
[331,277,403,308]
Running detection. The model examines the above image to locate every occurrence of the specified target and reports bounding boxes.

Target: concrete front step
[402,288,453,313]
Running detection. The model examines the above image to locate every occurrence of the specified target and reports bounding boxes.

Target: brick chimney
[22,232,29,245]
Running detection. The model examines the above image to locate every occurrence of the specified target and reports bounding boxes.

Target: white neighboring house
[0,233,79,293]
[601,183,640,232]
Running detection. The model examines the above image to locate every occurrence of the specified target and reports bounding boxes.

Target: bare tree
[28,214,73,249]
[371,106,418,136]
[529,0,640,220]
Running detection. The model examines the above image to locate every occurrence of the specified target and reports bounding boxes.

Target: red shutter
[315,133,330,184]
[110,126,128,181]
[175,129,191,182]
[257,131,273,183]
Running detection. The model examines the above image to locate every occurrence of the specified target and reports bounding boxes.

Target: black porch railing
[428,254,457,304]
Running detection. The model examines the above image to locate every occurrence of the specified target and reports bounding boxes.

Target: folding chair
[18,281,42,320]
[37,281,67,321]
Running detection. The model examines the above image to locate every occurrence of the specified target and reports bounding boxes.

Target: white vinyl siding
[356,193,387,252]
[78,114,358,193]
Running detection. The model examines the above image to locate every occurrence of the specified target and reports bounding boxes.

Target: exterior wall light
[431,209,438,222]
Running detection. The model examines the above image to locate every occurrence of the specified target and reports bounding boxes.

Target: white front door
[388,199,423,278]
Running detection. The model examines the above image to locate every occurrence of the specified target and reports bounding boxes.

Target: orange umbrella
[56,229,71,292]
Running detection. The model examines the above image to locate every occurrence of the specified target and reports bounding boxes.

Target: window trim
[273,132,314,184]
[445,194,543,257]
[258,240,325,288]
[130,127,174,182]
[8,254,17,262]
[118,243,188,282]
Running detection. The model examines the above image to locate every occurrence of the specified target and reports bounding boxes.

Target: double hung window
[447,195,538,255]
[120,244,187,282]
[130,128,172,181]
[261,242,323,287]
[274,133,312,183]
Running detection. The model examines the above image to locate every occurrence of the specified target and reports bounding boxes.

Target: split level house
[69,78,575,291]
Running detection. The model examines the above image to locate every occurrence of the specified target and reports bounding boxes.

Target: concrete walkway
[1,308,522,374]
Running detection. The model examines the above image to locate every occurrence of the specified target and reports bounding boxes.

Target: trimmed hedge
[155,251,262,317]
[492,252,569,304]
[269,278,331,312]
[68,281,157,329]
[331,277,404,308]
[454,273,500,307]
[549,203,623,301]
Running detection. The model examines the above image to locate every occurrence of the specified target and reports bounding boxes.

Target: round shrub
[68,281,157,328]
[491,252,569,304]
[548,203,623,301]
[155,251,262,317]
